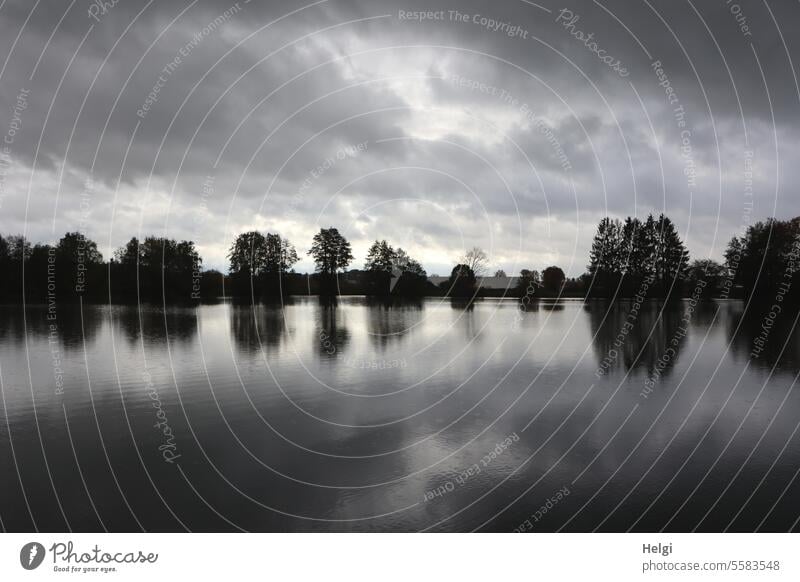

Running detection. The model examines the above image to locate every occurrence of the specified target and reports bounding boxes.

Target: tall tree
[228,231,268,276]
[620,217,643,274]
[588,217,624,296]
[723,233,745,288]
[588,214,688,298]
[56,231,103,299]
[263,233,299,274]
[364,240,395,273]
[394,248,425,277]
[308,227,353,275]
[724,217,800,301]
[460,247,489,276]
[633,214,659,277]
[654,214,689,296]
[111,236,200,302]
[56,232,103,265]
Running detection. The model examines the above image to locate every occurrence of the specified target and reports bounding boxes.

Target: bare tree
[460,247,489,276]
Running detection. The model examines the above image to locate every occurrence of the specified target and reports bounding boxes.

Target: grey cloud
[0,0,798,275]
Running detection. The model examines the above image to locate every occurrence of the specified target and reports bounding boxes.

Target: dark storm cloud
[0,0,798,273]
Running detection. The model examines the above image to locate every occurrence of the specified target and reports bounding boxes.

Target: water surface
[1,297,799,531]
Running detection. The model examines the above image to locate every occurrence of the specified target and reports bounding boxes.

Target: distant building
[428,275,519,290]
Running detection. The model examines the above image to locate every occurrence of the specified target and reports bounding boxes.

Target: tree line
[586,213,800,302]
[1,215,798,304]
[0,232,216,303]
[586,214,689,298]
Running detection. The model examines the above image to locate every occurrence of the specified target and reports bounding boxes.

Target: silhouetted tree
[394,248,425,276]
[309,228,353,274]
[623,215,658,295]
[261,232,299,295]
[515,269,541,298]
[364,240,395,273]
[364,239,395,294]
[0,235,30,302]
[445,263,476,297]
[263,233,299,274]
[494,269,507,277]
[308,227,353,295]
[363,240,427,295]
[24,243,55,303]
[654,214,689,297]
[391,247,428,295]
[588,214,688,298]
[725,217,800,302]
[228,231,298,297]
[111,236,200,302]
[229,231,268,277]
[0,231,222,305]
[588,217,624,296]
[56,231,104,300]
[542,266,566,295]
[460,247,489,276]
[115,237,144,265]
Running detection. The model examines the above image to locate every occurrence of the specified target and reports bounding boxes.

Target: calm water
[1,297,799,532]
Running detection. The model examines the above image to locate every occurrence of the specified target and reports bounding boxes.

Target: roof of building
[428,275,519,290]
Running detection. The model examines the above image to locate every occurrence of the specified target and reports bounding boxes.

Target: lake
[1,297,799,532]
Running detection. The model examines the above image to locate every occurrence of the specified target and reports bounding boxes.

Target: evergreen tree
[588,217,624,296]
[621,217,642,274]
[654,214,689,296]
[723,234,745,286]
[635,214,659,278]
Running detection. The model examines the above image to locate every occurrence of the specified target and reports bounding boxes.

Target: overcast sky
[0,0,798,276]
